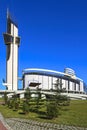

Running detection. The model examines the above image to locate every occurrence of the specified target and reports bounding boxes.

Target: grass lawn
[0,99,87,128]
[56,100,87,127]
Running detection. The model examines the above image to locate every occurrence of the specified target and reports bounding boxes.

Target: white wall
[24,74,84,93]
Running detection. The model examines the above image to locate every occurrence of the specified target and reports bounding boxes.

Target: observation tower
[3,11,20,90]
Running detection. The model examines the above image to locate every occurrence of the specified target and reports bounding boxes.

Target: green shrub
[22,100,29,114]
[46,101,58,119]
[24,88,31,100]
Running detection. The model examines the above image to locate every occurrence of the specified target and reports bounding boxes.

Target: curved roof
[23,68,69,77]
[22,68,83,82]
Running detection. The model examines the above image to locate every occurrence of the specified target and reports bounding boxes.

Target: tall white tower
[3,11,20,90]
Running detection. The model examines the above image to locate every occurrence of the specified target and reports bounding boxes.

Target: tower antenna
[7,8,10,19]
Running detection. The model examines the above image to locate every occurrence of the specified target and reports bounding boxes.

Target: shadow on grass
[38,114,60,120]
[38,115,50,119]
[19,112,26,114]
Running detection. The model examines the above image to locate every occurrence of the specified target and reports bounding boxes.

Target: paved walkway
[6,118,87,130]
[0,121,7,130]
[0,113,87,130]
[0,113,12,130]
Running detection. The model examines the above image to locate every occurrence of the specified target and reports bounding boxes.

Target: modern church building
[22,68,85,95]
[2,11,87,99]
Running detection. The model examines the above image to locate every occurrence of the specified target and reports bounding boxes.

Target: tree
[22,99,29,114]
[24,88,31,100]
[3,92,8,105]
[35,87,41,110]
[54,78,70,106]
[9,93,20,110]
[22,88,31,114]
[46,78,70,119]
[46,96,59,119]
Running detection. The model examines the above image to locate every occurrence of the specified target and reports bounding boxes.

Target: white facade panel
[69,81,72,91]
[48,77,52,90]
[13,25,18,90]
[24,75,29,88]
[65,80,68,91]
[38,75,42,89]
[62,79,66,89]
[76,83,79,91]
[32,75,39,82]
[42,76,48,90]
[80,81,84,92]
[6,44,12,90]
[72,82,75,91]
[53,77,57,90]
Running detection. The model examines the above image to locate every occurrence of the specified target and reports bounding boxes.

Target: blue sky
[0,0,87,89]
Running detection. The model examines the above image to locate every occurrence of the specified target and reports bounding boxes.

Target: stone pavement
[0,113,12,130]
[5,118,87,130]
[0,113,87,130]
